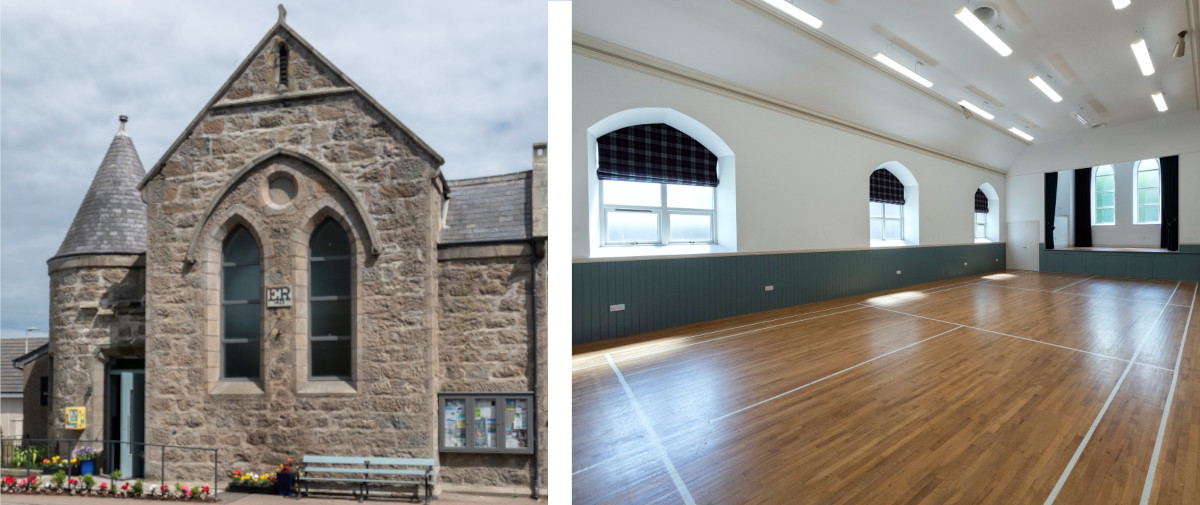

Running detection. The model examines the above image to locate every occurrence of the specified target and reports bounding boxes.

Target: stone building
[32,9,546,498]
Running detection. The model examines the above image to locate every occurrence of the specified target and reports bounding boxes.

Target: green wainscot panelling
[1039,244,1200,284]
[573,242,1007,345]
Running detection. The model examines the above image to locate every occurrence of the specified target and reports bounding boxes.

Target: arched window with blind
[596,123,718,246]
[869,168,906,244]
[974,189,989,240]
[221,226,261,380]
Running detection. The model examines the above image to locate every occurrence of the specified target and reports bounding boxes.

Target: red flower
[122,483,130,491]
[100,483,108,490]
[69,479,77,485]
[201,486,210,494]
[232,470,241,476]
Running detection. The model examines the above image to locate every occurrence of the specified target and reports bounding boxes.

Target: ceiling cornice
[731,0,1030,146]
[573,32,1008,176]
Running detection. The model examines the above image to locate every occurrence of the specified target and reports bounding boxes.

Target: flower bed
[1,475,217,501]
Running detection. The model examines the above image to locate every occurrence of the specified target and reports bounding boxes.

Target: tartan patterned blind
[869,169,905,205]
[597,123,719,187]
[975,189,989,213]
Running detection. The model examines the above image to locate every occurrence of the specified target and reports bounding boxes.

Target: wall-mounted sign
[267,286,292,308]
[65,407,86,430]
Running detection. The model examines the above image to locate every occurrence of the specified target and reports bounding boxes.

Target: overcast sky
[0,0,548,339]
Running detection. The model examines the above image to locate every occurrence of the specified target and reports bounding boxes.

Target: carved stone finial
[278,4,287,24]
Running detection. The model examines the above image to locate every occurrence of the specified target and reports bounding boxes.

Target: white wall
[573,55,1006,259]
[1006,110,1200,250]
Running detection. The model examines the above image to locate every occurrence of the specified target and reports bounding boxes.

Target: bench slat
[296,477,369,484]
[301,456,434,467]
[303,468,427,476]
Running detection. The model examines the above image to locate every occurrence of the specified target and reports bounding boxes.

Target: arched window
[222,226,261,380]
[1093,165,1115,225]
[974,189,989,240]
[309,219,352,379]
[1134,158,1160,224]
[869,169,905,243]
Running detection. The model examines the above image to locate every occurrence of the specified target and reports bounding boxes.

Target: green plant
[8,446,47,467]
[174,482,183,497]
[72,445,98,461]
[111,468,122,489]
[51,470,66,490]
[82,474,96,491]
[131,479,143,497]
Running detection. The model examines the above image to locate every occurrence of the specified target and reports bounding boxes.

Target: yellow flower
[71,458,78,464]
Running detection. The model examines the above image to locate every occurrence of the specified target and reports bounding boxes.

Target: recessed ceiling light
[1112,0,1131,9]
[1008,127,1034,141]
[873,53,933,87]
[1151,92,1168,111]
[761,0,823,29]
[1029,76,1063,102]
[1131,38,1155,76]
[957,99,995,120]
[954,7,1013,57]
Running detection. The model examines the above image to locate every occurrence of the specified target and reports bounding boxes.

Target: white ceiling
[573,0,1200,172]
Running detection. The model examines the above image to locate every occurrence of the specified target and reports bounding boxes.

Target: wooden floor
[572,271,1200,505]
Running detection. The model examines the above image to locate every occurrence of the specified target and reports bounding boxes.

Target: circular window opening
[267,172,298,207]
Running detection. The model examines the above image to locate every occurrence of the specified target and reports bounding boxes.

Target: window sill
[297,379,357,396]
[974,238,992,243]
[210,381,265,396]
[591,243,732,259]
[870,240,911,248]
[1132,222,1162,226]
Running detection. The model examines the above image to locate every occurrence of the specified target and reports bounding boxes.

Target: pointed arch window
[309,219,352,379]
[222,226,261,380]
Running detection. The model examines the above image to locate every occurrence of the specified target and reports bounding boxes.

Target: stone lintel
[437,241,543,261]
[210,86,356,110]
[96,344,145,359]
[47,254,146,275]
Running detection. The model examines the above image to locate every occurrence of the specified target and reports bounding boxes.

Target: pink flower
[17,479,27,488]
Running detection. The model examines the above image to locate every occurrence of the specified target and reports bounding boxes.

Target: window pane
[311,259,351,298]
[666,185,714,210]
[1097,192,1114,208]
[1138,170,1159,188]
[310,339,351,378]
[311,299,351,337]
[311,220,350,257]
[869,202,882,218]
[223,265,260,302]
[223,342,259,379]
[601,180,661,207]
[975,213,986,225]
[885,219,901,239]
[444,399,467,448]
[1138,205,1160,223]
[976,224,986,237]
[1096,175,1114,192]
[1138,188,1159,205]
[1097,208,1114,224]
[668,214,712,243]
[870,219,883,241]
[475,399,497,448]
[605,209,659,243]
[222,303,260,341]
[884,204,902,219]
[505,399,528,449]
[223,228,259,264]
[1096,165,1114,176]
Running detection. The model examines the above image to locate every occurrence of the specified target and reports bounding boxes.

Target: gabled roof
[137,7,444,191]
[52,118,147,261]
[440,171,532,244]
[3,338,48,394]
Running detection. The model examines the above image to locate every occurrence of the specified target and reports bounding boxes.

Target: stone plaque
[267,286,293,308]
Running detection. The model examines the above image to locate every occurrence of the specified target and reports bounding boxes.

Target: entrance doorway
[106,361,144,478]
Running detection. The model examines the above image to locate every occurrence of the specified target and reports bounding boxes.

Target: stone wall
[140,27,443,486]
[436,249,547,492]
[21,355,51,440]
[46,255,146,443]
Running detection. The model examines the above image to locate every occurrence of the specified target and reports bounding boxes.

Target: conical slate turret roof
[52,116,147,261]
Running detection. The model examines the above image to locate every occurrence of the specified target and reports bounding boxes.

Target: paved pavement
[0,491,546,505]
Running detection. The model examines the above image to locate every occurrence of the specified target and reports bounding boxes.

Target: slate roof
[52,119,148,260]
[2,338,47,395]
[440,171,532,244]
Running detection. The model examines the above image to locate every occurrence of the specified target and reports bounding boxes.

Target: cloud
[0,0,547,337]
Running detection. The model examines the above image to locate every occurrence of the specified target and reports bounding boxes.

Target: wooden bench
[295,456,434,504]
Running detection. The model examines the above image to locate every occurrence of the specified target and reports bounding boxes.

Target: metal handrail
[0,437,218,498]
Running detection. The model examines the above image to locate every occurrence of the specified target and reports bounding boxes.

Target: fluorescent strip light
[957,99,995,120]
[1029,76,1063,102]
[1152,91,1168,111]
[1073,113,1090,126]
[1113,0,1131,9]
[954,7,1013,56]
[1008,127,1034,141]
[761,0,823,28]
[873,53,933,87]
[1131,38,1155,75]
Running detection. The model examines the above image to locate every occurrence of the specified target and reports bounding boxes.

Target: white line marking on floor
[606,354,697,505]
[708,325,964,423]
[1140,282,1199,504]
[1052,275,1095,292]
[975,281,1174,306]
[861,305,1173,372]
[1043,281,1180,505]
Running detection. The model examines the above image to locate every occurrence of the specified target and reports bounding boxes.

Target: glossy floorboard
[573,271,1200,505]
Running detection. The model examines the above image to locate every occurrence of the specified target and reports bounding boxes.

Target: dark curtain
[1044,172,1057,249]
[596,123,719,187]
[1073,168,1092,248]
[1160,155,1179,251]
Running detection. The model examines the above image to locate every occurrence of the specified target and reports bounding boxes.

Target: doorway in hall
[106,359,144,478]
